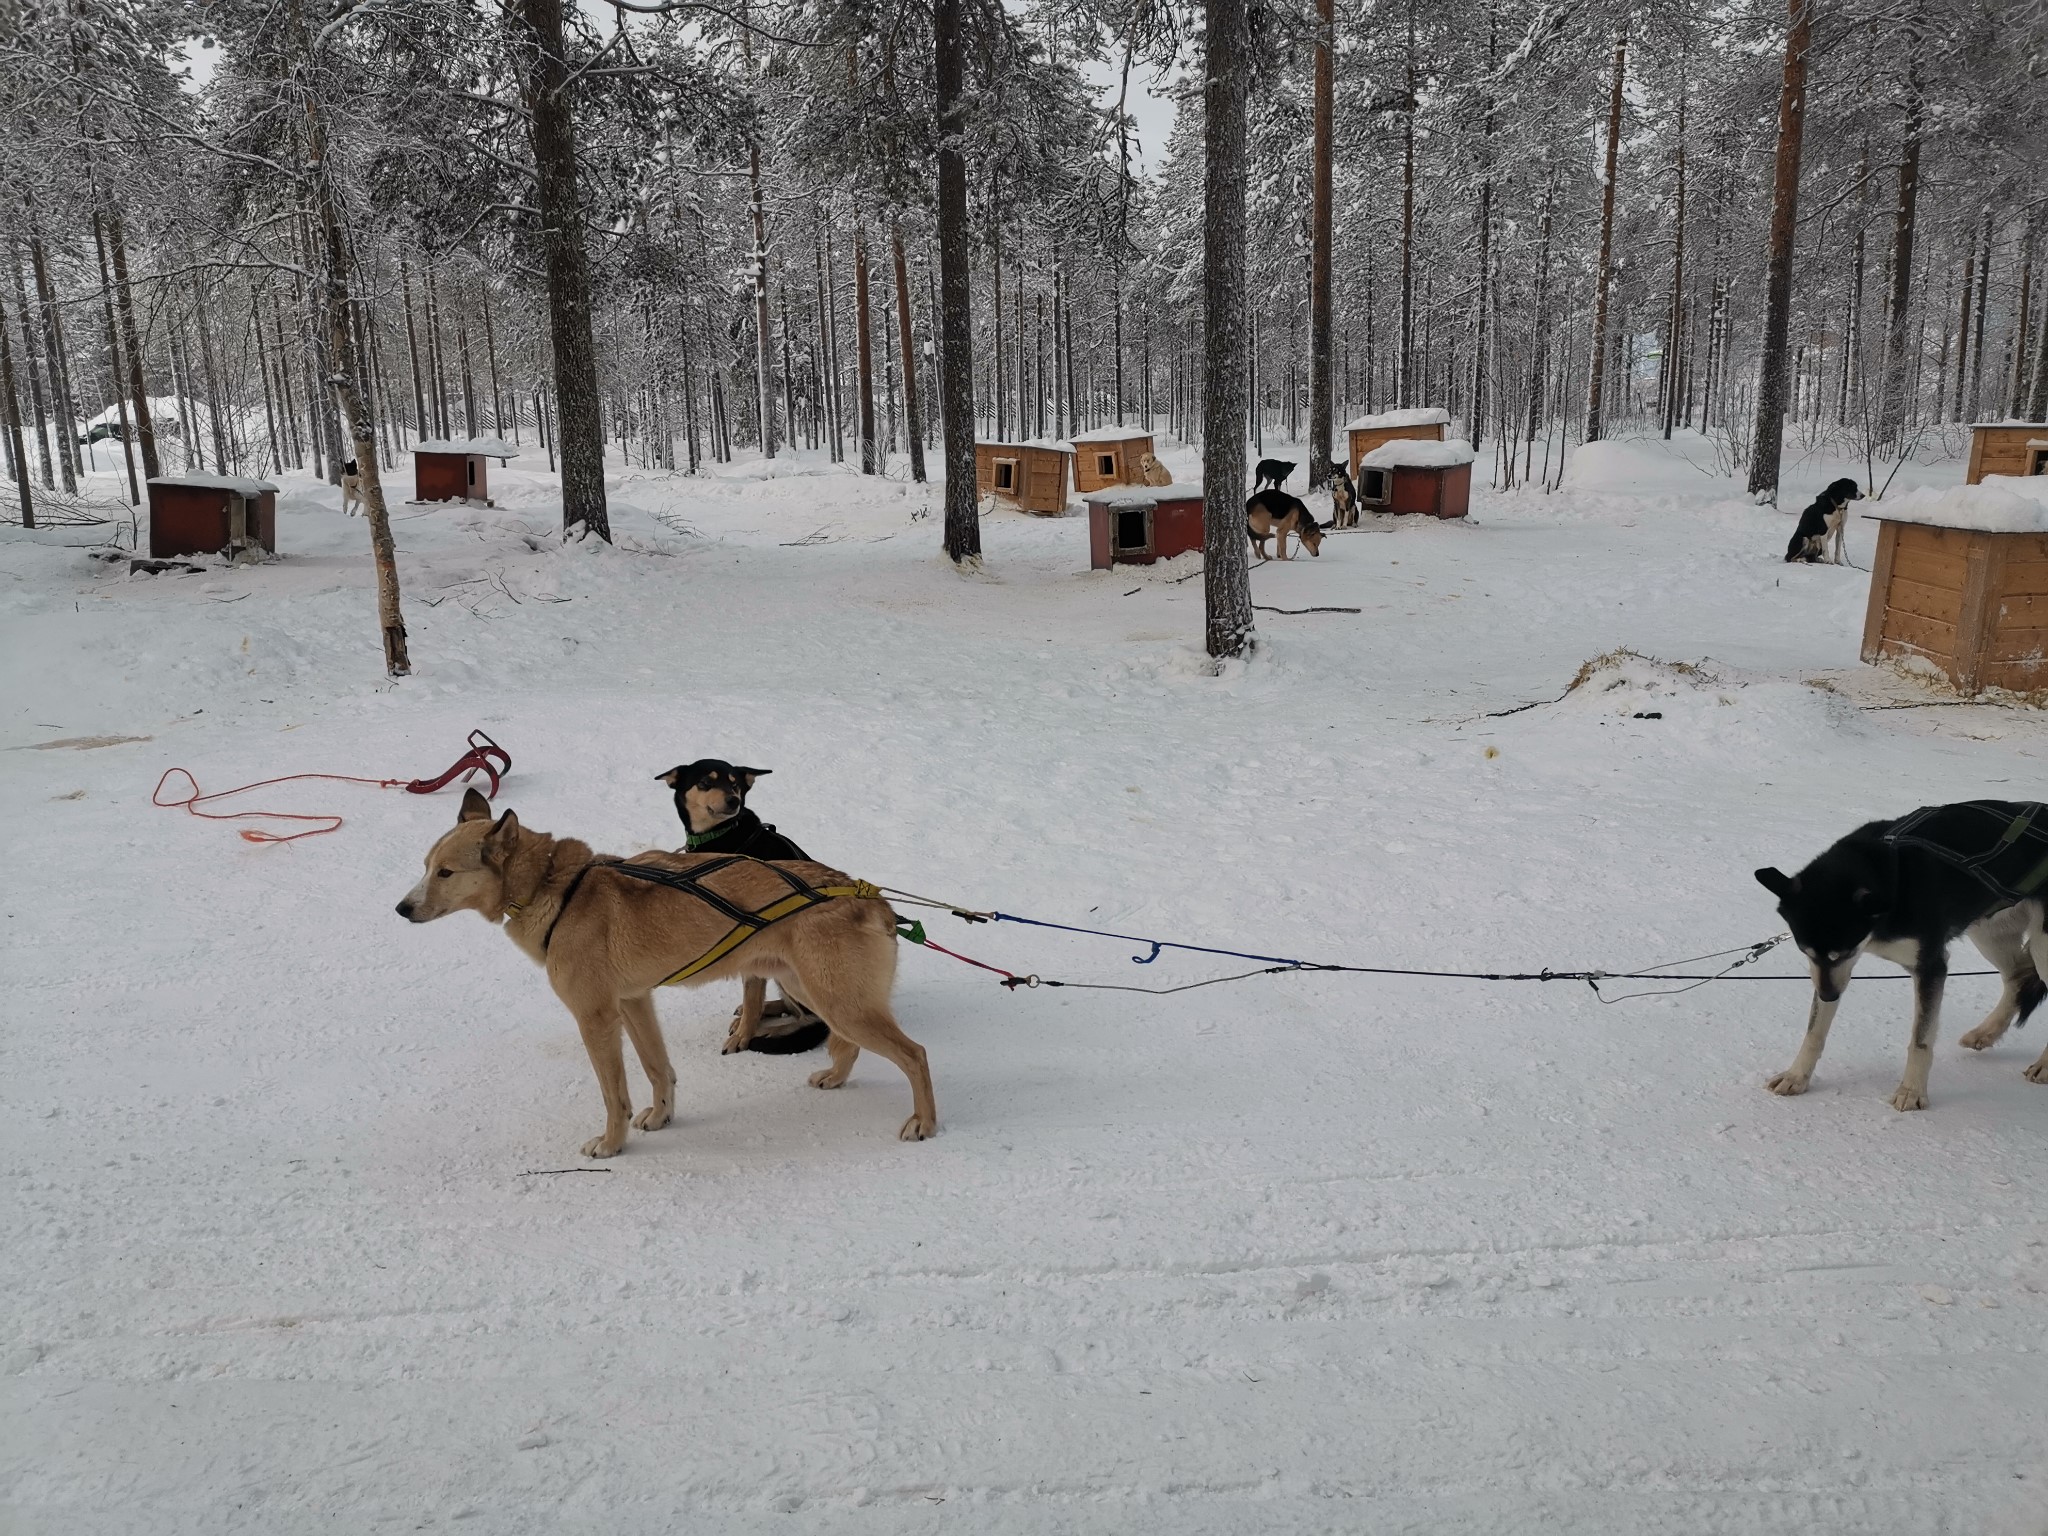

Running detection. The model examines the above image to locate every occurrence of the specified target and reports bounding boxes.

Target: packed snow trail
[4,437,2045,1534]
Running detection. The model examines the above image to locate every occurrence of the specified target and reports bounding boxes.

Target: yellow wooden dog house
[1070,427,1157,494]
[1966,423,2048,485]
[976,439,1072,515]
[1344,406,1448,479]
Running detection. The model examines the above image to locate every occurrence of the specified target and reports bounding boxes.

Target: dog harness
[1883,801,2048,904]
[522,853,881,986]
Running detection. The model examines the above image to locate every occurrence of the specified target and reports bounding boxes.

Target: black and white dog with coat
[656,759,829,1054]
[1756,801,2048,1109]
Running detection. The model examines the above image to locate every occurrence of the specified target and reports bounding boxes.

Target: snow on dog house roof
[1070,424,1152,443]
[413,437,522,460]
[1359,437,1476,470]
[1083,480,1203,506]
[1868,475,2048,535]
[1344,406,1450,431]
[147,473,279,496]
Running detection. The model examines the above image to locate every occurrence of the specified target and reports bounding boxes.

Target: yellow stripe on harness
[655,880,881,987]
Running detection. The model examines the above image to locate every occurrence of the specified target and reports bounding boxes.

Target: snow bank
[146,473,277,496]
[412,437,522,459]
[1070,425,1153,442]
[1361,436,1475,470]
[1872,474,2048,533]
[1344,406,1449,430]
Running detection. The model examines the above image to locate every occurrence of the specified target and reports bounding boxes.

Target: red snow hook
[153,729,514,844]
[403,730,509,799]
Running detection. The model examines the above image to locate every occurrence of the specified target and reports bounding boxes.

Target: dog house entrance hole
[2032,447,2048,476]
[1360,468,1390,504]
[994,458,1018,492]
[466,458,477,489]
[1096,452,1117,478]
[1114,507,1151,555]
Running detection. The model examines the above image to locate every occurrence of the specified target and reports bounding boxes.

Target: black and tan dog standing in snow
[1756,801,2048,1110]
[658,759,830,1054]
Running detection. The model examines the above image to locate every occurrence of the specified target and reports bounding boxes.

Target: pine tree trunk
[1746,0,1812,500]
[293,0,409,674]
[0,292,32,527]
[515,0,610,538]
[10,248,54,489]
[105,211,159,480]
[1584,20,1627,444]
[854,219,878,474]
[935,0,980,562]
[1399,4,1417,407]
[269,292,302,465]
[1202,0,1254,660]
[400,253,427,440]
[2027,280,2048,421]
[1878,37,1923,445]
[1661,64,1687,439]
[90,212,140,503]
[749,139,777,457]
[892,221,926,482]
[1308,0,1334,486]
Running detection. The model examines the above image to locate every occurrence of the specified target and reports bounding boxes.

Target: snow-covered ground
[4,433,2045,1534]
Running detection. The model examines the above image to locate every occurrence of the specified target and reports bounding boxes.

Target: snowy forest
[2,0,2045,552]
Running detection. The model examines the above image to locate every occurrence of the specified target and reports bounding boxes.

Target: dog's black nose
[396,900,415,919]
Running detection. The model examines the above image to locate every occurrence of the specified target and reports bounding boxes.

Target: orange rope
[152,767,406,843]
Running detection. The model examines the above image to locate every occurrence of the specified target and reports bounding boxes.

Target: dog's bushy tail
[2016,973,2046,1030]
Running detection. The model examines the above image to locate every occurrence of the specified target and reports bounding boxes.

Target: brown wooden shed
[1345,407,1449,479]
[1355,437,1475,519]
[1862,481,2048,693]
[1965,423,2048,484]
[1071,427,1158,493]
[146,475,277,559]
[412,437,520,507]
[976,439,1072,515]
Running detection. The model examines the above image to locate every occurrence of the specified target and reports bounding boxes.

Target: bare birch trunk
[1746,0,1812,500]
[1203,0,1254,660]
[293,0,410,674]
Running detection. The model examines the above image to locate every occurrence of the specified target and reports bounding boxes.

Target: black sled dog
[1755,801,2048,1109]
[657,759,830,1054]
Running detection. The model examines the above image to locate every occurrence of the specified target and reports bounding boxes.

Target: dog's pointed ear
[656,766,683,788]
[481,808,520,858]
[737,767,771,788]
[459,787,494,823]
[1755,867,1799,899]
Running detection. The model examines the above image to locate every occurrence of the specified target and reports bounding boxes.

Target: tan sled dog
[396,788,937,1156]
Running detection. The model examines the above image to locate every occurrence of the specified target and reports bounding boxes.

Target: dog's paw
[581,1133,626,1158]
[720,1033,751,1055]
[1889,1084,1928,1111]
[1765,1070,1811,1096]
[2023,1059,2048,1084]
[633,1104,671,1132]
[807,1067,848,1090]
[898,1113,937,1141]
[1958,1024,2003,1051]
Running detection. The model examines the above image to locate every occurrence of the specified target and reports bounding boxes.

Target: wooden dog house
[1355,437,1474,519]
[1345,406,1448,478]
[1085,483,1204,568]
[1966,423,2048,485]
[146,474,277,558]
[976,439,1072,515]
[1862,479,2048,693]
[412,437,519,507]
[1071,427,1157,493]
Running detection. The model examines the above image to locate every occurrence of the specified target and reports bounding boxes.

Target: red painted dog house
[412,437,519,507]
[146,474,278,558]
[1086,483,1204,568]
[1355,437,1474,519]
